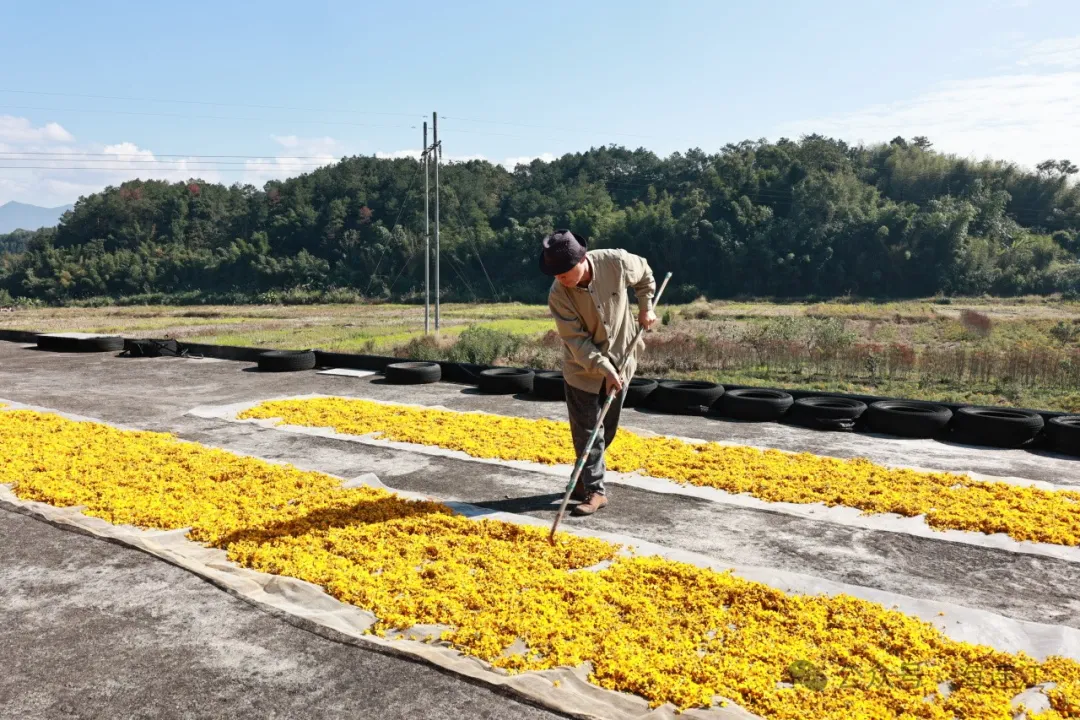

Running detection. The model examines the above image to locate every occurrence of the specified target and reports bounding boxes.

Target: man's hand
[602,366,624,395]
[639,308,658,331]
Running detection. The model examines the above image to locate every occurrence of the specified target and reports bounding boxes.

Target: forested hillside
[1,135,1078,306]
[0,229,31,256]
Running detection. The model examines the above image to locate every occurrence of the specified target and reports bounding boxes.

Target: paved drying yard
[1,339,1078,718]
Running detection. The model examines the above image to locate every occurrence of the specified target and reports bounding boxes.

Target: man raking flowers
[537,229,669,537]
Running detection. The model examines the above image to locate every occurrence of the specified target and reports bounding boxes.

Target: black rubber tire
[257,349,317,372]
[715,388,794,422]
[531,371,566,400]
[123,338,181,357]
[648,380,724,415]
[37,334,124,353]
[37,335,75,352]
[951,406,1044,448]
[866,401,953,438]
[791,396,868,422]
[1048,416,1080,457]
[384,361,441,384]
[623,377,659,408]
[150,338,180,355]
[122,338,147,356]
[800,416,858,432]
[478,367,535,394]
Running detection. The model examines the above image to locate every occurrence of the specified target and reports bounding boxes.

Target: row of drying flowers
[0,403,1076,718]
[240,398,1080,548]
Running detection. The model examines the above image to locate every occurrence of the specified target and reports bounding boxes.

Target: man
[539,230,657,516]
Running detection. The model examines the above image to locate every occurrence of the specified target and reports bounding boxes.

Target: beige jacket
[548,248,656,394]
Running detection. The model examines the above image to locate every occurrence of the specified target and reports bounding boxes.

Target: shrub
[808,318,856,356]
[885,343,917,377]
[539,329,562,349]
[12,296,44,309]
[667,284,702,304]
[1049,320,1080,346]
[960,309,992,337]
[743,317,803,346]
[447,326,524,365]
[662,309,673,326]
[512,342,561,371]
[396,335,445,361]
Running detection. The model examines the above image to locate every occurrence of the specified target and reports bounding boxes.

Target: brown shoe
[571,479,588,502]
[571,492,608,516]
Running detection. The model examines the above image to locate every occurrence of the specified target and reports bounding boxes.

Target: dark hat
[538,229,587,276]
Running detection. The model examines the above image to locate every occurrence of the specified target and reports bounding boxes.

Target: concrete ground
[1,340,1079,717]
[0,507,563,720]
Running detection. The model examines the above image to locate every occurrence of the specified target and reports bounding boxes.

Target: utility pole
[423,121,430,335]
[433,111,440,333]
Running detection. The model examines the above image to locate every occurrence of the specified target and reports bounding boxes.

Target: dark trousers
[564,381,628,496]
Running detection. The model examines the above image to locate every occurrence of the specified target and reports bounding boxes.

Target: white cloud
[0,116,75,148]
[778,35,1080,171]
[270,134,301,148]
[502,153,556,170]
[1019,35,1080,69]
[375,149,422,160]
[0,122,347,206]
[102,142,155,161]
[241,135,341,188]
[1,118,560,207]
[448,153,488,164]
[0,126,231,206]
[778,70,1080,171]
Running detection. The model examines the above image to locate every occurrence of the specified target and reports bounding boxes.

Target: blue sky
[2,0,1079,206]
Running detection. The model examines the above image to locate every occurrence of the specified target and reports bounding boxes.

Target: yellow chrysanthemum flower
[239,398,1080,548]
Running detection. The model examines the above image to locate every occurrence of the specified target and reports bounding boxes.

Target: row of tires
[35,334,182,357]
[377,361,1080,456]
[36,334,125,353]
[36,336,1073,457]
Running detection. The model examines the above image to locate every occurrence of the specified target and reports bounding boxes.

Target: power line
[0,88,649,139]
[442,251,479,301]
[437,121,661,145]
[387,246,420,294]
[442,114,650,139]
[450,200,499,300]
[0,159,334,167]
[436,124,574,143]
[365,161,425,295]
[0,88,424,118]
[0,151,342,160]
[0,164,334,171]
[0,90,658,147]
[0,105,418,130]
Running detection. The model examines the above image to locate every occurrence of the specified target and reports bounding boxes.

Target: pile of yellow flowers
[238,398,1080,548]
[2,407,1079,719]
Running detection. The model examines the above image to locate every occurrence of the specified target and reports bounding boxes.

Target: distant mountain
[0,201,74,234]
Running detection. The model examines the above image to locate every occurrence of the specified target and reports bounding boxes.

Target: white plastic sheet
[316,368,377,378]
